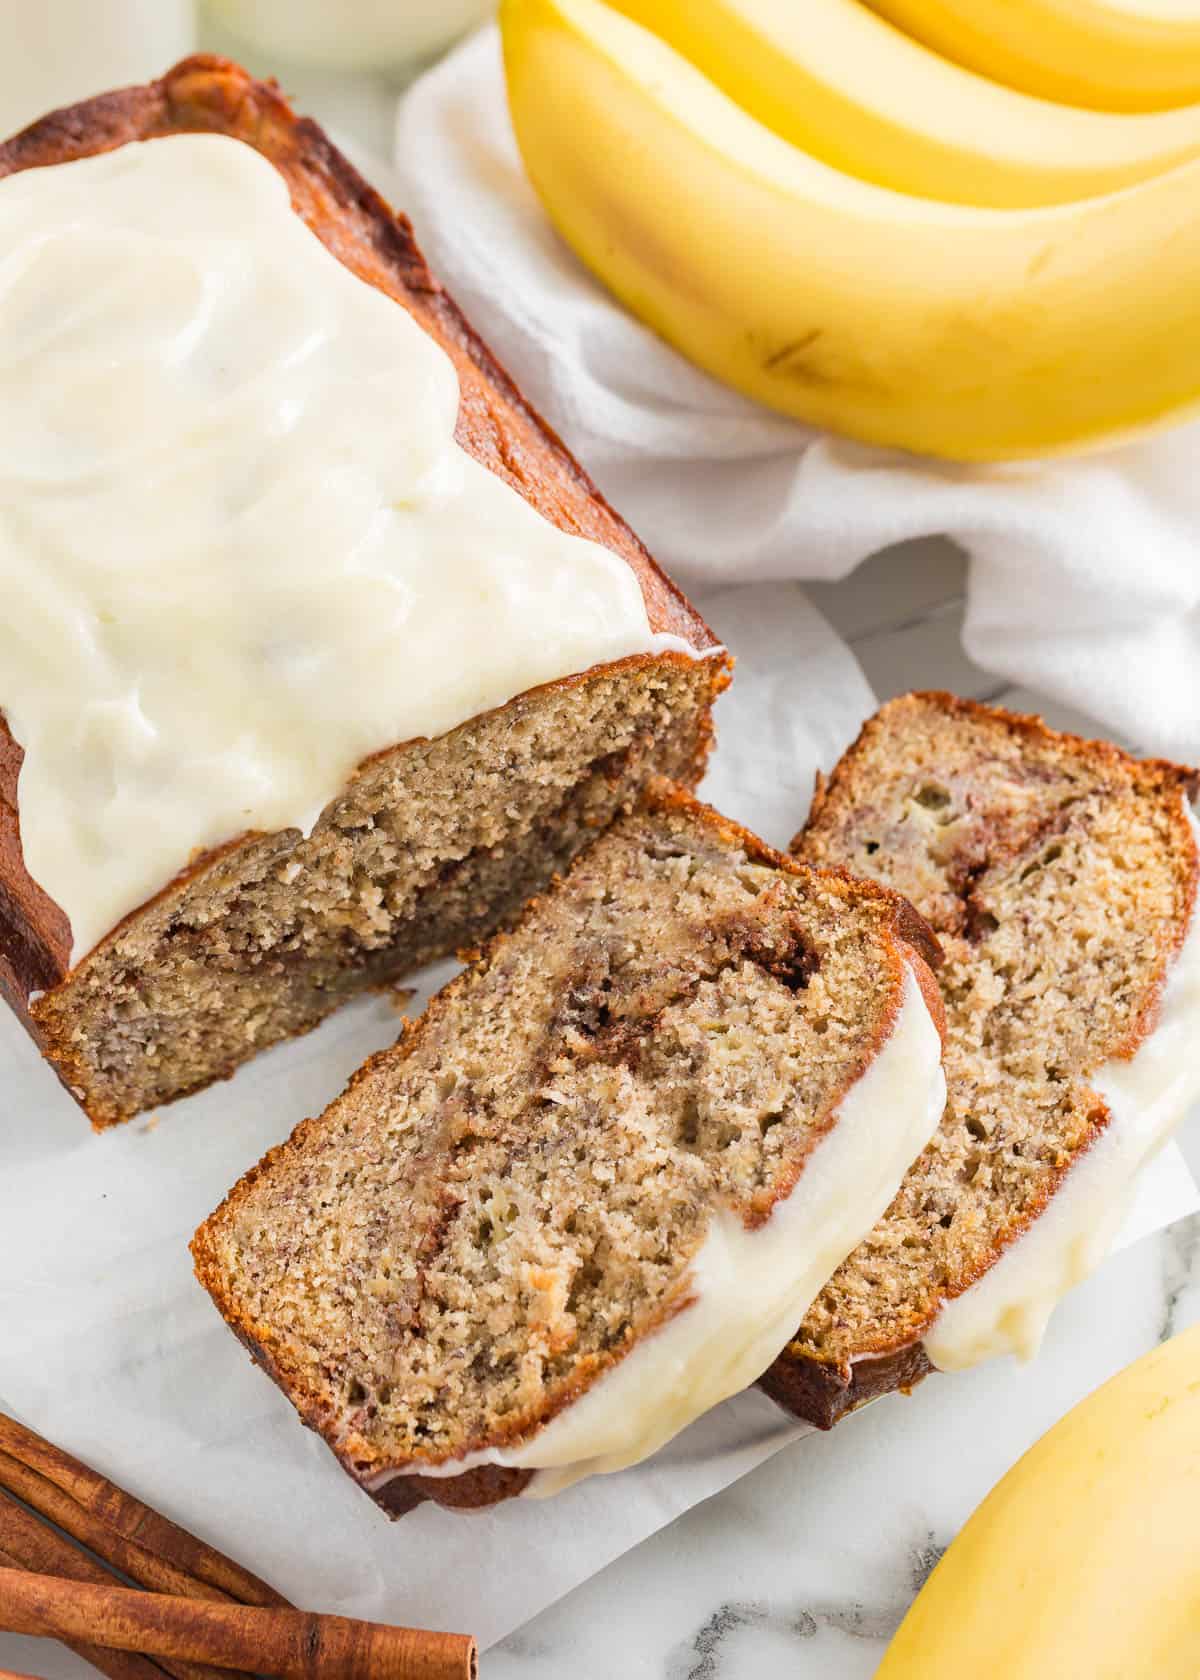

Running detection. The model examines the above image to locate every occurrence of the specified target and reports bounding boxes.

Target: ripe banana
[877,1324,1200,1678]
[866,0,1200,114]
[500,0,1200,460]
[604,0,1200,207]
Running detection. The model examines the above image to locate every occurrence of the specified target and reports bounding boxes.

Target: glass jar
[0,0,195,138]
[203,0,495,75]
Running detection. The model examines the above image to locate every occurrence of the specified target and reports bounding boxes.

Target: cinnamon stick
[0,1492,241,1680]
[0,1571,477,1680]
[0,1543,168,1680]
[0,1452,231,1606]
[0,1415,286,1609]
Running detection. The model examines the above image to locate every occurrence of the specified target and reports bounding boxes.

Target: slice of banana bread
[760,693,1200,1428]
[192,783,945,1514]
[0,58,728,1129]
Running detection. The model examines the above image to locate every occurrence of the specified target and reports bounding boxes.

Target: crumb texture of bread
[192,787,934,1509]
[0,57,728,1126]
[31,664,715,1125]
[764,692,1198,1422]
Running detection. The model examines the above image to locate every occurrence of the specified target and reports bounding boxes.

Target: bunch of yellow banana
[499,0,1200,459]
[869,0,1200,113]
[877,1324,1200,1678]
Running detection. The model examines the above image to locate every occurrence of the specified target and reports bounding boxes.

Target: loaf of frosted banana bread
[0,57,728,1129]
[193,783,946,1514]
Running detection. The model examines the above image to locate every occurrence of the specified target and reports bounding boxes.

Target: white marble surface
[1,29,1196,1677]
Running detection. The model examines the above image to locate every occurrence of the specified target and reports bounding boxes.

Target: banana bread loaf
[192,783,946,1514]
[0,58,728,1129]
[760,693,1200,1428]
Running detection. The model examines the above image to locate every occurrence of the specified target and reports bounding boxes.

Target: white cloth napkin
[392,26,1200,766]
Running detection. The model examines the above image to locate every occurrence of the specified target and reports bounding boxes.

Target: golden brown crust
[0,57,729,1117]
[756,1339,934,1431]
[192,779,943,1513]
[760,691,1199,1428]
[0,732,70,980]
[374,1464,536,1515]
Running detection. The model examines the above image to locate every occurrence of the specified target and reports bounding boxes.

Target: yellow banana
[877,1324,1200,1678]
[604,0,1200,207]
[867,0,1200,114]
[500,0,1200,460]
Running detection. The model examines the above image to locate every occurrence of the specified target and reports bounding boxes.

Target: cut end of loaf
[28,656,723,1128]
[192,783,939,1508]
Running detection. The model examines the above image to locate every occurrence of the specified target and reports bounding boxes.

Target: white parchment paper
[0,582,1195,1653]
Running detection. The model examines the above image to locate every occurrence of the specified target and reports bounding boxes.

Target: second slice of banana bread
[193,783,945,1513]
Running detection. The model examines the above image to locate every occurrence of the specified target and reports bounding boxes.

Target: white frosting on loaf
[0,134,699,966]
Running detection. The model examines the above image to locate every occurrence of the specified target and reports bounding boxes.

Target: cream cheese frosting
[924,803,1200,1372]
[366,961,946,1499]
[0,134,698,967]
